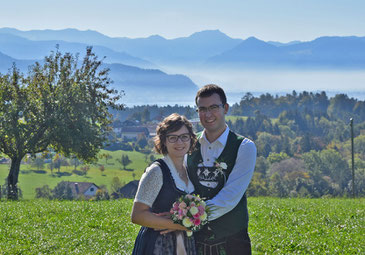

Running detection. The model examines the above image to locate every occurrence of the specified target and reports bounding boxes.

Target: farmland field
[0,150,152,200]
[0,198,363,254]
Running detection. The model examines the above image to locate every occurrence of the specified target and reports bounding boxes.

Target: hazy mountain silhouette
[0,32,155,69]
[0,50,198,104]
[3,27,365,69]
[107,63,198,104]
[206,36,365,69]
[0,50,34,73]
[0,28,242,65]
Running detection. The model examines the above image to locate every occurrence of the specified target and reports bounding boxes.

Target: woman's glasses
[166,133,191,143]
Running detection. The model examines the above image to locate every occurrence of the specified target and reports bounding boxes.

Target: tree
[117,154,132,170]
[35,185,53,199]
[79,165,90,176]
[99,153,112,165]
[111,176,123,193]
[136,134,148,148]
[52,182,73,200]
[0,47,123,199]
[99,165,105,175]
[71,157,81,170]
[31,157,45,171]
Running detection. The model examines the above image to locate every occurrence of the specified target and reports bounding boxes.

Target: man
[187,84,256,255]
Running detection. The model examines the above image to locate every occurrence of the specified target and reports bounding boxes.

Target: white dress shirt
[199,126,256,221]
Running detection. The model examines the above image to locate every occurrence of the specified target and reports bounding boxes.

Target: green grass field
[0,150,152,200]
[0,198,363,254]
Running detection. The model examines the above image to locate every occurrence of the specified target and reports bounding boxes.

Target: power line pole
[350,118,355,198]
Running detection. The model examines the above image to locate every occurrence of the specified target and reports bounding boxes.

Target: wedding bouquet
[170,194,209,237]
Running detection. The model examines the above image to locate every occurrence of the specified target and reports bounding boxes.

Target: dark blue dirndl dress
[132,159,196,255]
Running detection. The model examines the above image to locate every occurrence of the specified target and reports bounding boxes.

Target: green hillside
[0,150,153,200]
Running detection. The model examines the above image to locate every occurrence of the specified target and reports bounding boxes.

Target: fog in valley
[140,66,365,107]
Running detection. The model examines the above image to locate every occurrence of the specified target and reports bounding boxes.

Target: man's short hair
[195,84,227,106]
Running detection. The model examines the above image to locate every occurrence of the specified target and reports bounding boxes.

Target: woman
[131,113,197,255]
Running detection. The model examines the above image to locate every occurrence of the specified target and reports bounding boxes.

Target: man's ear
[224,103,229,114]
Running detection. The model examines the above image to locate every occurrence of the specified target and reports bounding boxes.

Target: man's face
[196,93,228,135]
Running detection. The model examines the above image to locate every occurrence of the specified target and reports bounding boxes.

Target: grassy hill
[0,149,154,200]
[0,198,363,254]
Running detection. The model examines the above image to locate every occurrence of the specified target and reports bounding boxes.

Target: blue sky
[2,0,365,42]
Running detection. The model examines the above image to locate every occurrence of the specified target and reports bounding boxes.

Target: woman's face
[165,125,191,159]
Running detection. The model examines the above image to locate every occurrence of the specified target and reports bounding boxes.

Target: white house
[121,126,150,140]
[62,181,99,198]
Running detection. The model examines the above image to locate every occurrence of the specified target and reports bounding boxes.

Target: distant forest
[112,91,365,197]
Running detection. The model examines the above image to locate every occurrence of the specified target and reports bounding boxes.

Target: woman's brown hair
[154,113,196,155]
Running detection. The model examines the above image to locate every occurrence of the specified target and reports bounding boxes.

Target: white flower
[200,212,207,221]
[182,218,192,227]
[214,159,228,172]
[189,206,199,215]
[220,162,227,169]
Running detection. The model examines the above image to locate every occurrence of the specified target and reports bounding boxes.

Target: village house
[121,126,149,140]
[112,180,139,199]
[62,181,99,199]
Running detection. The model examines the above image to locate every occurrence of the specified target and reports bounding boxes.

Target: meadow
[0,150,151,200]
[0,198,363,254]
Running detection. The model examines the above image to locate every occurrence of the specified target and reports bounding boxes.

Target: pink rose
[179,201,187,209]
[193,213,200,219]
[193,218,201,226]
[198,205,205,214]
[173,202,179,210]
[182,209,188,216]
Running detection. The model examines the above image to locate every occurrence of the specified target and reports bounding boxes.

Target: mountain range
[2,27,365,69]
[1,27,364,104]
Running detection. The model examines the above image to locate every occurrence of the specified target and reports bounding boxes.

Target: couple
[131,84,257,255]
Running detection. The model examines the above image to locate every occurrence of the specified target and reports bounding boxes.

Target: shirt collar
[199,125,230,147]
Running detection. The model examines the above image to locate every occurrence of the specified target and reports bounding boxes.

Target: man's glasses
[166,133,191,143]
[196,104,224,114]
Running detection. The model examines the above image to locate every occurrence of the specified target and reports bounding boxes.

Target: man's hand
[154,211,171,218]
[153,211,175,234]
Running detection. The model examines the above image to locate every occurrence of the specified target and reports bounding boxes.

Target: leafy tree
[31,157,45,171]
[52,182,73,200]
[0,48,123,199]
[99,153,112,165]
[302,149,350,196]
[136,134,148,148]
[94,188,110,201]
[247,172,268,196]
[267,152,290,164]
[149,154,156,164]
[269,172,288,197]
[111,176,123,193]
[117,154,132,170]
[99,164,105,175]
[80,165,90,176]
[35,185,53,199]
[71,157,81,170]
